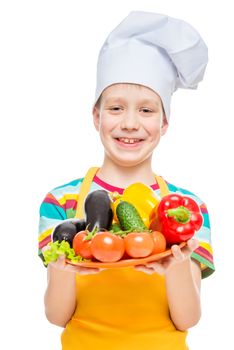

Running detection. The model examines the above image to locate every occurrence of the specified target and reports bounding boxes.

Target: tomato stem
[85,226,98,240]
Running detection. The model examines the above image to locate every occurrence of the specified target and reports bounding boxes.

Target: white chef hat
[94,11,208,121]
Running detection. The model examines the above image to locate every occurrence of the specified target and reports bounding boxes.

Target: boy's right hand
[48,254,102,275]
[42,242,102,275]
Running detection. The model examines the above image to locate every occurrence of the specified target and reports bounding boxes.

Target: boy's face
[93,83,168,168]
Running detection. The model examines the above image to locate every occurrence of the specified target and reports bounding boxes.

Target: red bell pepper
[149,193,203,244]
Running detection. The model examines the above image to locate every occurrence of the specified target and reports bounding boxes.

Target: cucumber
[116,201,147,231]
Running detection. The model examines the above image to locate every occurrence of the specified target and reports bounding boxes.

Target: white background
[0,0,233,349]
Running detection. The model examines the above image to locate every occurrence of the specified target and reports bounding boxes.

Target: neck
[96,156,157,188]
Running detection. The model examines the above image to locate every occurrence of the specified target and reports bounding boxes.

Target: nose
[120,109,140,130]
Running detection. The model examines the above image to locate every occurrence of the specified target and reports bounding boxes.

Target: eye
[110,107,121,111]
[108,106,124,112]
[140,107,153,113]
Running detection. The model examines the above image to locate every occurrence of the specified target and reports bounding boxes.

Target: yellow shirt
[61,267,188,349]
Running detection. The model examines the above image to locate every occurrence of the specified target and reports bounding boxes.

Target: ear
[93,106,100,131]
[160,117,168,136]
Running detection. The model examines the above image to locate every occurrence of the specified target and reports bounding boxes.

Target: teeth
[119,138,140,144]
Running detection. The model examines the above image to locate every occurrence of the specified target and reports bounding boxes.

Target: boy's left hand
[134,238,199,275]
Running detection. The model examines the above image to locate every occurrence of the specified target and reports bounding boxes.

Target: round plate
[66,242,186,268]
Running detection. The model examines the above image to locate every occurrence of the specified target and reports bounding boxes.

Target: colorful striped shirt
[38,174,214,278]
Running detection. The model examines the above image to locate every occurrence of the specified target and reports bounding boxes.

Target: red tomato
[149,215,161,232]
[124,232,154,258]
[149,206,165,233]
[91,232,125,262]
[151,231,167,254]
[149,206,158,221]
[72,230,93,259]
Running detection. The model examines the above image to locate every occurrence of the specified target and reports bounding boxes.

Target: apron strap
[75,167,99,218]
[75,167,170,219]
[154,175,170,197]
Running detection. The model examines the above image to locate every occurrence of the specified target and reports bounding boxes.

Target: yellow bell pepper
[111,183,160,228]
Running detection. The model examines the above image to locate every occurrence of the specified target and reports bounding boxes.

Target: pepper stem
[167,206,191,224]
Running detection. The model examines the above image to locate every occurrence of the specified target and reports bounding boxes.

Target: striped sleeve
[38,192,67,263]
[166,183,215,279]
[191,201,215,278]
[38,178,83,264]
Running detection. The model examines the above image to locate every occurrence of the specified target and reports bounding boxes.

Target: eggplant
[71,219,86,233]
[84,190,113,231]
[52,219,86,246]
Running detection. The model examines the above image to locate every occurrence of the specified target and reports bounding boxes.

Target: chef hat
[94,11,208,121]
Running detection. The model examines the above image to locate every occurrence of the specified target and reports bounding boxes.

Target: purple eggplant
[84,190,113,231]
[52,219,86,246]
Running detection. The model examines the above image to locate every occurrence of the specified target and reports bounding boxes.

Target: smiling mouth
[115,137,144,144]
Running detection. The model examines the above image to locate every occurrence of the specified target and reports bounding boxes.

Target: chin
[110,153,152,168]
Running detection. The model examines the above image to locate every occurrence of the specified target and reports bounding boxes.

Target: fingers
[134,265,155,275]
[135,262,165,275]
[135,239,200,275]
[48,254,66,269]
[187,238,199,251]
[146,260,168,275]
[48,253,102,275]
[171,238,199,261]
[75,267,102,275]
[171,244,185,261]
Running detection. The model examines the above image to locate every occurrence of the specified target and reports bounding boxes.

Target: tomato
[151,231,167,254]
[72,230,93,259]
[124,232,154,258]
[91,232,125,262]
[149,215,161,232]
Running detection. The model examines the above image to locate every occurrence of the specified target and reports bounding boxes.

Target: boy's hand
[42,246,101,275]
[134,238,199,275]
[48,254,102,275]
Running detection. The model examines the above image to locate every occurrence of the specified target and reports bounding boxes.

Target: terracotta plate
[66,242,186,268]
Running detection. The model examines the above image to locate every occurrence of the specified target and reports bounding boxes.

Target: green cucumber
[116,201,147,231]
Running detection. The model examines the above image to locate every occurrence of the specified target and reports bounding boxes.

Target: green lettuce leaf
[42,240,85,266]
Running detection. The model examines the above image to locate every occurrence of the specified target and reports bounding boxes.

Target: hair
[95,83,148,109]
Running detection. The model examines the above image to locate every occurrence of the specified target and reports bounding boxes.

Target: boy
[38,11,214,349]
